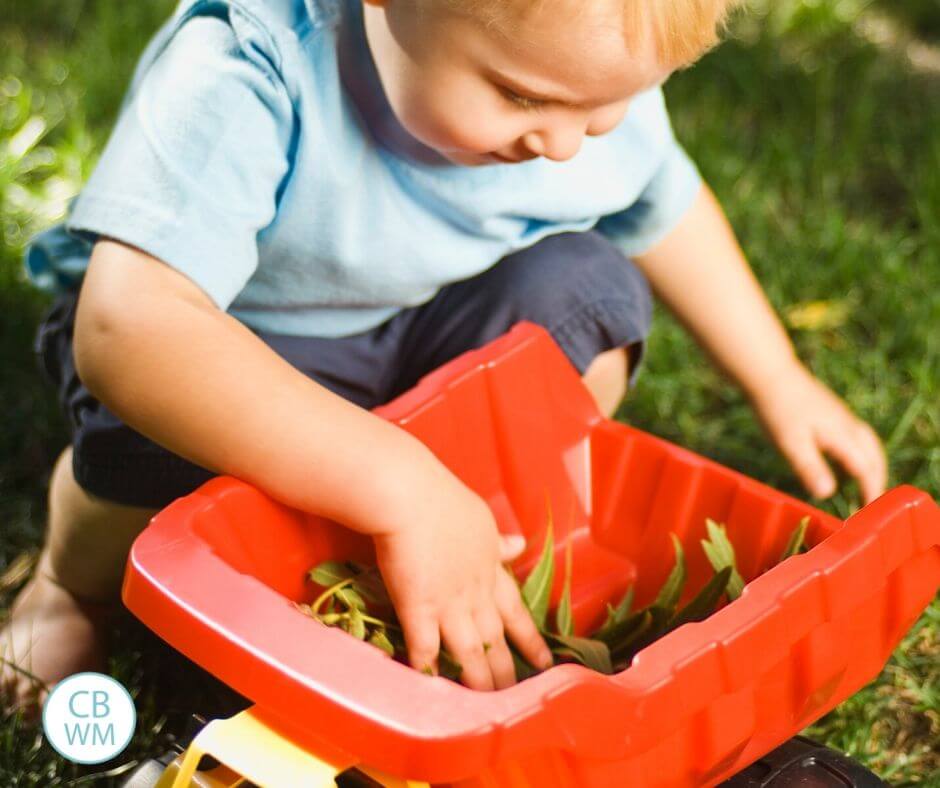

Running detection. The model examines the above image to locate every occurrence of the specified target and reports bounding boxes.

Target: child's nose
[522,124,585,162]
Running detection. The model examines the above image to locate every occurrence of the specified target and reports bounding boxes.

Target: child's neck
[337,0,452,166]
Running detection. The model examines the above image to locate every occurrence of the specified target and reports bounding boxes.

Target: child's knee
[46,446,158,599]
[498,231,652,376]
[582,346,630,417]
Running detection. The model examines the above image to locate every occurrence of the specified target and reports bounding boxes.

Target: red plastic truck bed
[123,322,940,787]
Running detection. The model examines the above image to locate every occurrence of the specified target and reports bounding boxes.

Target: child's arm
[632,183,887,505]
[75,239,554,688]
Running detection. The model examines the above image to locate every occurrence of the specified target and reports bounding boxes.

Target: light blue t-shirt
[25,0,702,337]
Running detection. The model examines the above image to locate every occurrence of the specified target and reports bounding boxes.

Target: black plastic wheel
[721,736,887,787]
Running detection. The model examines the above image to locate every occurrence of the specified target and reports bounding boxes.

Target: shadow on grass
[0,270,64,568]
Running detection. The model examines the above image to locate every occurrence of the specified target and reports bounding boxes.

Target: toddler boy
[2,0,886,711]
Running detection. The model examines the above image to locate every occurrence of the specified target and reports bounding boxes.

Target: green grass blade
[705,519,736,566]
[613,607,673,662]
[607,610,653,660]
[701,520,745,600]
[779,516,809,562]
[546,633,613,674]
[600,585,635,634]
[595,609,649,651]
[521,503,555,630]
[555,534,574,636]
[654,534,686,611]
[669,567,732,630]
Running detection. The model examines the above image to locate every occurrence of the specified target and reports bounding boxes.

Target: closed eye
[501,88,546,113]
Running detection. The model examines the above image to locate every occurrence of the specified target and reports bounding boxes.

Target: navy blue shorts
[36,230,652,509]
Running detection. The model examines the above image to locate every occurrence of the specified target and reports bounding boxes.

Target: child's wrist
[738,351,806,404]
[341,429,452,538]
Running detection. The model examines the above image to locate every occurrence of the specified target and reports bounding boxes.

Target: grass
[1,0,938,784]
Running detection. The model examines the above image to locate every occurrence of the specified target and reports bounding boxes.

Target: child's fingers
[816,422,887,506]
[498,534,526,564]
[779,430,836,499]
[398,606,441,677]
[440,613,495,691]
[855,422,888,504]
[495,571,553,672]
[472,608,517,689]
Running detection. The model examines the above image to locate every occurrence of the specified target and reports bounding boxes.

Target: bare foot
[0,562,113,720]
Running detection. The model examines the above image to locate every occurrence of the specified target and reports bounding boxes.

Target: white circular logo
[42,672,136,764]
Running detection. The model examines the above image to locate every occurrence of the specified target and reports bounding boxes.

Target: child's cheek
[399,81,509,156]
[392,71,506,153]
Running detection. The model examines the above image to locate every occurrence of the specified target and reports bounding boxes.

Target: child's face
[362,0,676,166]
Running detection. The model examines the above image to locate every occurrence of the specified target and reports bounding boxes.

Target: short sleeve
[595,115,703,257]
[66,10,295,309]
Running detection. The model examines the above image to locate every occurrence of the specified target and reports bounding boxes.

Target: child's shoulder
[134,0,343,106]
[211,0,339,37]
[167,0,340,62]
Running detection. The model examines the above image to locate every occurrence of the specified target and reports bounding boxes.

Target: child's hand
[372,460,553,690]
[750,363,887,505]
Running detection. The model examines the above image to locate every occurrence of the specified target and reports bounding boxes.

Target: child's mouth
[490,152,532,163]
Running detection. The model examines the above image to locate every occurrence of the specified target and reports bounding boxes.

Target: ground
[1,0,938,784]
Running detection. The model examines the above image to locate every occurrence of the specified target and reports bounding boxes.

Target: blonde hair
[434,0,743,67]
[626,0,742,65]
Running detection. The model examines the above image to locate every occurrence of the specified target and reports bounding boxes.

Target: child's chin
[437,149,502,167]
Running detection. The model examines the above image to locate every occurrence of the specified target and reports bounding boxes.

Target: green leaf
[607,610,654,661]
[308,561,362,615]
[510,646,543,681]
[335,586,366,611]
[550,646,583,661]
[595,585,636,644]
[385,625,407,655]
[555,534,574,637]
[308,560,358,588]
[438,649,463,681]
[546,633,613,674]
[704,519,735,564]
[653,534,687,611]
[350,567,392,606]
[779,516,809,562]
[620,606,674,658]
[367,628,396,657]
[701,520,745,600]
[595,608,648,650]
[521,505,555,630]
[609,586,634,625]
[346,606,366,640]
[668,567,732,630]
